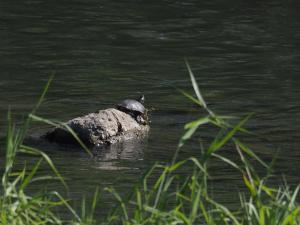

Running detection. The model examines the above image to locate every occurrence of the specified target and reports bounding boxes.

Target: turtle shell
[117,99,145,114]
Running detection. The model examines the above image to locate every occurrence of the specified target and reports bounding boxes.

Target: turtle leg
[136,115,146,125]
[144,111,150,124]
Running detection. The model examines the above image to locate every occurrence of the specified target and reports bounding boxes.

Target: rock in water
[44,108,150,146]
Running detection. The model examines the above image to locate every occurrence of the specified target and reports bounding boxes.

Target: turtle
[116,95,148,125]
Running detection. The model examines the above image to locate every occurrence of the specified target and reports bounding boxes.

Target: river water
[0,0,300,217]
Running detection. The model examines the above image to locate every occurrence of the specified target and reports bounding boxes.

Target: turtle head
[138,95,145,104]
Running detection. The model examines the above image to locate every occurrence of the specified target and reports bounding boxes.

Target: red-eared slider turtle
[116,95,148,125]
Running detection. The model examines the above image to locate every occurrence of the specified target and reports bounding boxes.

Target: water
[1,0,300,217]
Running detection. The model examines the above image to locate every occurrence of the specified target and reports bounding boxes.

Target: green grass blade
[234,140,268,169]
[179,89,202,107]
[32,75,54,115]
[29,114,93,157]
[184,117,211,130]
[18,76,54,144]
[178,126,198,148]
[212,153,242,172]
[20,158,43,190]
[185,59,207,109]
[105,187,129,221]
[53,192,81,222]
[207,114,251,157]
[19,144,67,189]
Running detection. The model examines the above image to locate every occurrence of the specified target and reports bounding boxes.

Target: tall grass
[0,78,64,224]
[104,62,300,225]
[0,79,96,225]
[1,65,299,225]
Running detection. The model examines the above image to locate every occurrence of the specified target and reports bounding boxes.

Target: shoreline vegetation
[1,64,299,224]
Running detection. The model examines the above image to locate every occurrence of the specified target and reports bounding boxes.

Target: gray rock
[45,108,150,146]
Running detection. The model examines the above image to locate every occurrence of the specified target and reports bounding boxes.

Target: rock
[44,108,150,146]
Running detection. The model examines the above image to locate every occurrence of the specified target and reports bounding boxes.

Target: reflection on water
[0,0,300,215]
[94,138,146,162]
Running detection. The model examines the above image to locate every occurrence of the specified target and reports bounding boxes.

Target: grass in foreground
[1,65,299,225]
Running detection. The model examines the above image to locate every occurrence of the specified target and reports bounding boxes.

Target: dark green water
[1,0,300,216]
